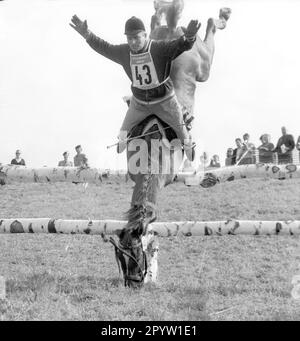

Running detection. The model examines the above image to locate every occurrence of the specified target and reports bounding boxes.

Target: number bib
[130,41,160,90]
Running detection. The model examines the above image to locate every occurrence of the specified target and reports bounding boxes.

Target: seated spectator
[58,151,73,167]
[225,148,235,166]
[273,126,295,164]
[74,145,89,168]
[233,138,246,165]
[240,133,256,165]
[209,155,221,168]
[11,150,26,166]
[258,134,274,163]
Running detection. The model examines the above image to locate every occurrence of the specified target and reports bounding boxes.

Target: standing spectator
[295,135,300,164]
[233,138,245,165]
[258,134,274,163]
[11,150,26,166]
[58,151,73,167]
[197,152,209,172]
[225,148,234,166]
[209,155,221,168]
[74,145,89,168]
[273,126,295,164]
[296,135,300,151]
[240,133,256,165]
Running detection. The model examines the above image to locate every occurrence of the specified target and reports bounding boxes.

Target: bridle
[109,236,148,286]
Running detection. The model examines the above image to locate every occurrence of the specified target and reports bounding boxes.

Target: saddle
[122,96,194,133]
[121,96,195,161]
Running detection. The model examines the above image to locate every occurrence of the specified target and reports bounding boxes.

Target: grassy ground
[0,177,300,320]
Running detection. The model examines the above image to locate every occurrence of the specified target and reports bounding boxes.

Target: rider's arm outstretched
[160,20,201,60]
[70,14,126,64]
[70,15,90,39]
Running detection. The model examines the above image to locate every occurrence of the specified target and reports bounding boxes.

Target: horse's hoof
[219,8,231,22]
[211,8,231,30]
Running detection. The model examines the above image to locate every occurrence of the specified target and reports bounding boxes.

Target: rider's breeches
[119,94,191,144]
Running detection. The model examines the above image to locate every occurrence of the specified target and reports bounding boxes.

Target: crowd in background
[2,127,300,171]
[182,127,300,172]
[225,127,299,166]
[1,145,89,169]
[58,145,89,168]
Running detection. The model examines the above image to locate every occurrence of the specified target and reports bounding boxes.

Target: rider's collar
[130,39,150,54]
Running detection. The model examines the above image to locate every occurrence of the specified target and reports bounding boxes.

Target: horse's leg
[142,231,159,283]
[124,172,160,285]
[150,2,166,33]
[196,8,231,81]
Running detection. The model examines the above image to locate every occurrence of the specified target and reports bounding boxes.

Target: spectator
[296,135,300,151]
[273,126,295,164]
[233,138,245,165]
[11,150,26,166]
[240,133,255,165]
[74,145,89,168]
[296,135,300,164]
[58,151,73,167]
[209,155,221,168]
[225,148,235,166]
[258,134,274,163]
[197,152,209,172]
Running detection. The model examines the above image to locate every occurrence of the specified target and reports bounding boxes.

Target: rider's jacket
[86,32,195,103]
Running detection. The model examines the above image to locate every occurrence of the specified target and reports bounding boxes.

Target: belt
[133,89,175,105]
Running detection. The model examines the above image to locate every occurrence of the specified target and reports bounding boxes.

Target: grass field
[0,177,300,321]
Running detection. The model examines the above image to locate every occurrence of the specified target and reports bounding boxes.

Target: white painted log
[178,163,300,187]
[0,165,109,184]
[0,218,299,235]
[1,163,299,186]
[0,218,125,234]
[148,220,300,236]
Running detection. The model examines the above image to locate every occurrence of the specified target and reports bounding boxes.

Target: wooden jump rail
[1,163,300,187]
[0,218,299,236]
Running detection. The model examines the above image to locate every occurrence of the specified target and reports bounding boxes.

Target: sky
[1,0,300,169]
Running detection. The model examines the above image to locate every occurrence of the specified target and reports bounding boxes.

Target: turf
[0,177,299,320]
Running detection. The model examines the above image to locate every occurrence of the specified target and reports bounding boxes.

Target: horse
[105,111,183,288]
[150,0,231,116]
[106,1,231,288]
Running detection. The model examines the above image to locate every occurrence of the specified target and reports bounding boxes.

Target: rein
[106,119,194,150]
